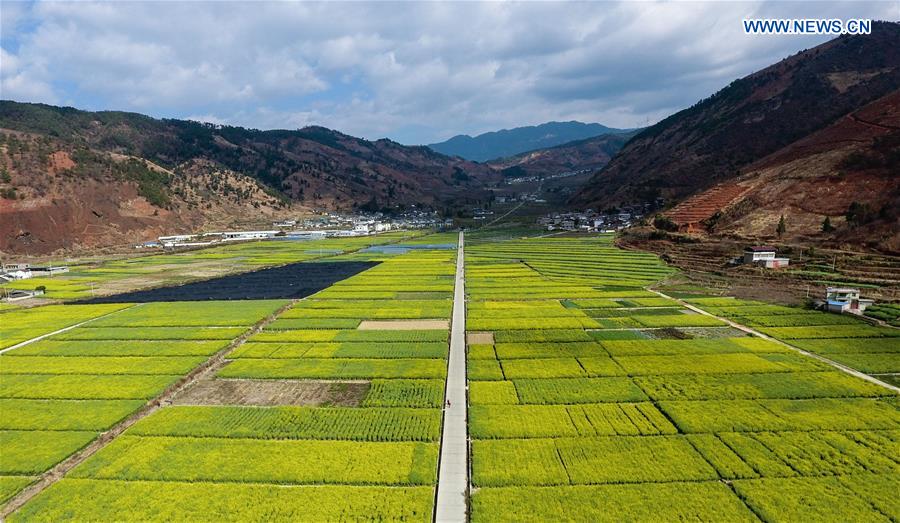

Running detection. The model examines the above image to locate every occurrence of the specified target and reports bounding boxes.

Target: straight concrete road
[435,231,468,522]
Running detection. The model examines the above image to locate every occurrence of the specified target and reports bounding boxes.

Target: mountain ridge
[428,120,631,162]
[571,21,900,210]
[487,131,639,178]
[0,101,500,254]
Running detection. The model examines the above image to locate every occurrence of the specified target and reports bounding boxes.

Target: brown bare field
[358,320,449,330]
[172,378,369,407]
[467,332,494,344]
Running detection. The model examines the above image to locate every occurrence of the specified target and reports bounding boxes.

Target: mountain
[572,21,900,214]
[677,90,900,252]
[487,131,638,178]
[428,121,631,162]
[0,101,500,254]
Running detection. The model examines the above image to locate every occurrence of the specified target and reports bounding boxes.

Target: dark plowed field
[77,261,379,303]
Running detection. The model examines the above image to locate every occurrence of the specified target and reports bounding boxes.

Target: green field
[3,231,898,520]
[1,234,457,519]
[464,233,899,521]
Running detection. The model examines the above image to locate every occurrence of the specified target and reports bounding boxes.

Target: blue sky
[1,1,896,144]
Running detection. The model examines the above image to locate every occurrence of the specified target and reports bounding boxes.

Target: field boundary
[0,304,143,355]
[0,299,298,518]
[650,289,900,394]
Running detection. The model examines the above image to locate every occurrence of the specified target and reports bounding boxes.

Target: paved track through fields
[435,231,469,522]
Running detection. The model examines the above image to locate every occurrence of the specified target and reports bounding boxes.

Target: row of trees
[775,200,888,237]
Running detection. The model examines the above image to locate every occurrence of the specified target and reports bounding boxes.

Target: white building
[2,289,45,302]
[0,269,33,282]
[30,266,69,276]
[743,246,789,269]
[743,246,776,264]
[221,231,278,241]
[285,231,327,240]
[825,287,874,314]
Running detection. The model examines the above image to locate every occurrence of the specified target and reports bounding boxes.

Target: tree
[653,214,678,232]
[821,216,834,232]
[846,202,874,227]
[776,215,786,237]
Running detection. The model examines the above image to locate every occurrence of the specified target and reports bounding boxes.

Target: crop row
[250,329,448,343]
[0,304,131,349]
[84,301,286,327]
[67,435,438,486]
[0,356,207,375]
[5,340,230,358]
[474,429,898,488]
[230,341,448,359]
[127,405,441,441]
[8,480,434,522]
[471,481,757,522]
[659,397,900,433]
[470,351,828,380]
[469,370,890,405]
[473,435,715,486]
[470,403,677,439]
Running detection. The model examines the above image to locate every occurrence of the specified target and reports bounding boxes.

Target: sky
[1,1,896,144]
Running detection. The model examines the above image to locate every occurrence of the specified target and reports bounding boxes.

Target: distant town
[136,209,453,249]
[536,203,662,232]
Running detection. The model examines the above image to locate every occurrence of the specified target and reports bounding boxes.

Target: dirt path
[434,231,469,522]
[650,289,900,394]
[482,199,526,228]
[848,113,900,132]
[0,300,297,518]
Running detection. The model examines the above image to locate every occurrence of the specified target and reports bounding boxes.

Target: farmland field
[464,232,899,522]
[686,297,900,380]
[2,230,899,521]
[0,231,419,302]
[1,232,456,520]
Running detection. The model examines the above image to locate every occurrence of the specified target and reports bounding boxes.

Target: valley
[1,8,899,523]
[1,230,898,520]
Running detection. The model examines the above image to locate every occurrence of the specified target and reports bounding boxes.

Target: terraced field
[465,234,899,522]
[2,230,898,521]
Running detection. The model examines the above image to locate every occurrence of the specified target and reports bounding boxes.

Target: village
[134,209,452,249]
[503,168,594,186]
[537,207,647,232]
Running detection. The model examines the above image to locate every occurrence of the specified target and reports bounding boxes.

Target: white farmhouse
[743,246,790,269]
[825,287,874,314]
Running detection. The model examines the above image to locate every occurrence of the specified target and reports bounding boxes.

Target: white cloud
[2,1,893,143]
[0,46,57,103]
